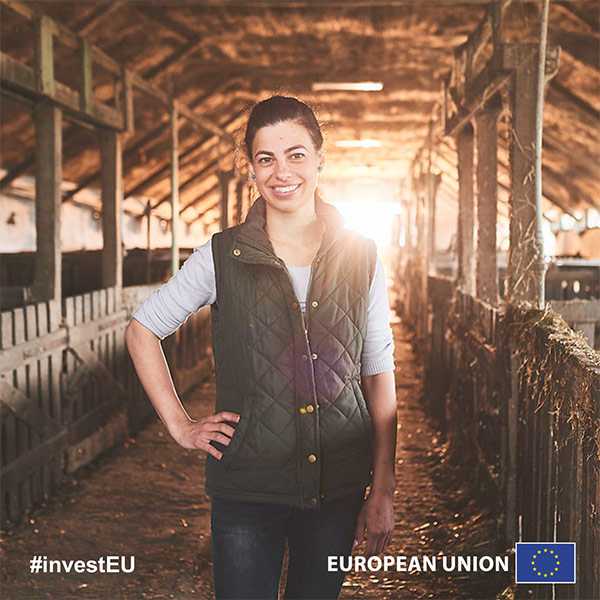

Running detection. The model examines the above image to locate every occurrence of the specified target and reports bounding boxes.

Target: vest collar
[234,195,345,263]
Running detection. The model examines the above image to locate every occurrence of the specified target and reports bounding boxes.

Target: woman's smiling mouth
[271,183,301,195]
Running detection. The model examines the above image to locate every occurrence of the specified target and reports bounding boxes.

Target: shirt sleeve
[131,237,217,340]
[360,253,396,375]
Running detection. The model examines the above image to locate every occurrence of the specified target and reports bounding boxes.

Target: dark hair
[244,96,323,160]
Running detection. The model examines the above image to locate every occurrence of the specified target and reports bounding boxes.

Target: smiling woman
[126,95,397,600]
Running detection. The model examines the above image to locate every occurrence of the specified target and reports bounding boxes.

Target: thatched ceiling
[0,0,598,224]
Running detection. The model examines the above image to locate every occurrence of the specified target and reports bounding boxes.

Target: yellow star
[544,574,548,577]
[550,550,554,554]
[544,549,548,552]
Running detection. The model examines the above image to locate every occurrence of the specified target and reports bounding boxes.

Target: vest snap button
[310,497,318,505]
[307,454,317,463]
[301,354,308,361]
[232,248,241,256]
[311,300,318,308]
[305,404,315,413]
[311,353,318,360]
[291,301,299,309]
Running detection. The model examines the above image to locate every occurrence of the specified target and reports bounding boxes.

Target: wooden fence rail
[1,285,212,526]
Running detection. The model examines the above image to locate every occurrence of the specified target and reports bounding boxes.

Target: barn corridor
[1,1,599,599]
[0,317,508,600]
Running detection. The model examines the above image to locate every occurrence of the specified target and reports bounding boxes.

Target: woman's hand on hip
[353,491,395,557]
[170,412,240,458]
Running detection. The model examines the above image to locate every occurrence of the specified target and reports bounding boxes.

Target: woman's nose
[275,161,292,180]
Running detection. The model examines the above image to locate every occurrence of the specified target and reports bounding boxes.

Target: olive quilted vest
[205,195,377,509]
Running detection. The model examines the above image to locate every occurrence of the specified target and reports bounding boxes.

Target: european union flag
[515,542,576,584]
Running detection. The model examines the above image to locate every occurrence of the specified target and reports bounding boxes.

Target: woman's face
[249,119,325,216]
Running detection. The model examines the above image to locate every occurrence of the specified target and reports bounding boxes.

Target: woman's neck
[265,205,324,245]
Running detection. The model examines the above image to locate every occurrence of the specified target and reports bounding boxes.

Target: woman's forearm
[361,370,397,496]
[125,318,193,437]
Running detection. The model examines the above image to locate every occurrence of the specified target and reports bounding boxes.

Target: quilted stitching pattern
[206,198,376,509]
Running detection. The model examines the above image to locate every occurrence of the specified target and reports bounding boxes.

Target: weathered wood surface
[0,287,213,526]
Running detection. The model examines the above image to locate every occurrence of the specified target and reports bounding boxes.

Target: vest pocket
[217,401,252,468]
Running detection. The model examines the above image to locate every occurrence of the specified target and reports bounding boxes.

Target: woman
[126,96,397,599]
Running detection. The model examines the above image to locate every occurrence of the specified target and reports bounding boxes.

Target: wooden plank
[78,38,92,114]
[0,306,19,521]
[0,430,68,491]
[0,53,124,131]
[34,15,54,96]
[475,97,500,306]
[83,292,92,324]
[99,288,107,317]
[36,301,53,499]
[75,295,83,325]
[32,101,61,303]
[456,122,475,295]
[70,343,127,403]
[1,311,13,350]
[24,305,42,504]
[100,130,123,289]
[91,290,100,321]
[122,68,134,134]
[12,307,31,514]
[0,378,61,438]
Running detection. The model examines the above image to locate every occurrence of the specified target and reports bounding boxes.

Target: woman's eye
[258,157,272,164]
[291,153,305,160]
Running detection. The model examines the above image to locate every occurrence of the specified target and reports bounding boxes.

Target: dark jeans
[210,489,366,600]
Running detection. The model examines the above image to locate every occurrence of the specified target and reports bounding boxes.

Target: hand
[353,491,395,557]
[170,412,240,459]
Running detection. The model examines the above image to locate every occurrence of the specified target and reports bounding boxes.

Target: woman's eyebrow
[254,145,308,158]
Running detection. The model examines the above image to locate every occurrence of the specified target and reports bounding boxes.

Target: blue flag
[515,542,576,584]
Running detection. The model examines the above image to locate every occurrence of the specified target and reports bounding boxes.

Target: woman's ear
[318,149,326,170]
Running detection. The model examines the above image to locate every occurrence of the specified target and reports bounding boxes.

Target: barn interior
[0,1,598,598]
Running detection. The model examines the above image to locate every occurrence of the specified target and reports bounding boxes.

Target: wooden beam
[100,130,123,293]
[34,15,54,96]
[475,99,501,305]
[0,52,124,130]
[60,78,240,202]
[456,122,475,295]
[124,108,244,202]
[32,101,62,302]
[72,2,123,36]
[0,378,61,437]
[78,38,92,114]
[156,157,219,210]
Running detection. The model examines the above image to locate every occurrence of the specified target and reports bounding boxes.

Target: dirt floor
[1,316,511,600]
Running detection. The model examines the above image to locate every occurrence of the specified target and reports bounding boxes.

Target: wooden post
[34,15,54,97]
[78,38,92,114]
[32,101,62,302]
[170,104,180,277]
[121,68,134,135]
[456,122,475,295]
[506,51,545,305]
[475,97,501,305]
[100,130,123,295]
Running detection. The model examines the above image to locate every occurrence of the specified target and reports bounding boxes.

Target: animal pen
[0,1,598,599]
